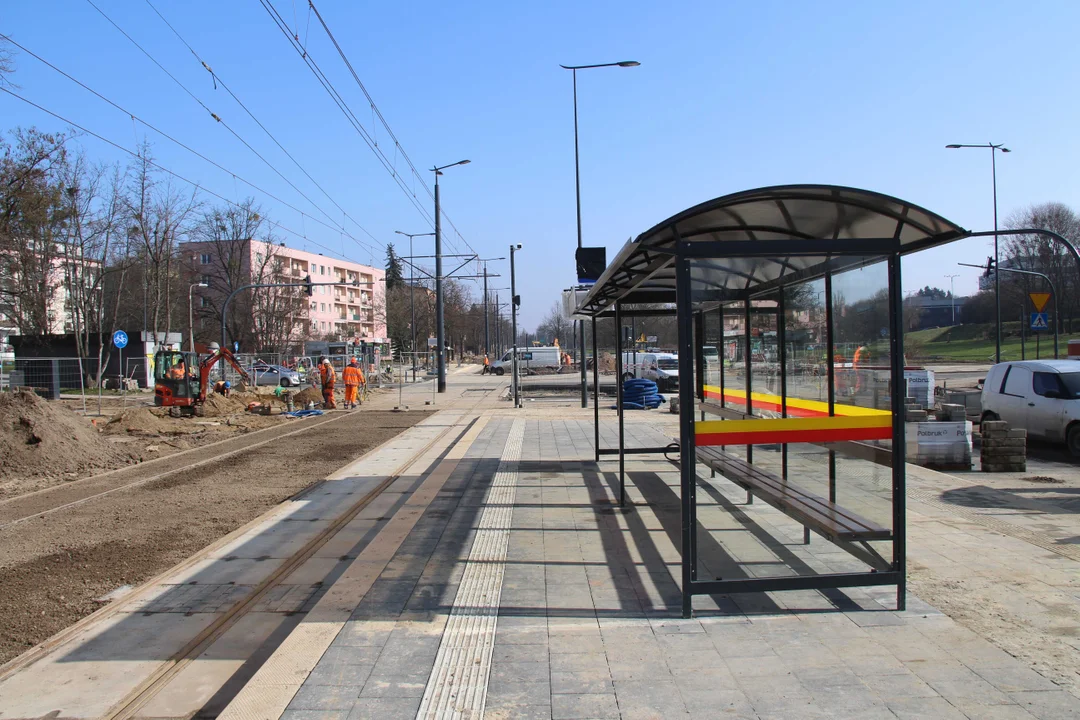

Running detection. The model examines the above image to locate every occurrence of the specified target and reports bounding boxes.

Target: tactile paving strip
[416,418,525,720]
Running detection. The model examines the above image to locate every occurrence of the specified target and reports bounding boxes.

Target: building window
[310,301,317,310]
[200,296,210,308]
[201,274,211,284]
[321,303,326,312]
[200,254,212,264]
[320,265,325,275]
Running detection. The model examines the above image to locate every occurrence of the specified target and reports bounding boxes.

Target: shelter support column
[744,300,753,471]
[674,245,697,617]
[615,302,626,507]
[826,270,837,502]
[592,316,600,463]
[887,254,907,611]
[778,289,788,481]
[718,303,725,408]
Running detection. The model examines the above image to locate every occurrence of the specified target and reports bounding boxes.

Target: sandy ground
[0,407,431,665]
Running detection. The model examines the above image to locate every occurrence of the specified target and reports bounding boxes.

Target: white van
[981,360,1080,455]
[641,353,679,390]
[490,346,562,376]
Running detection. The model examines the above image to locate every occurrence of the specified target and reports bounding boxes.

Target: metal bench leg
[746,490,752,505]
[711,468,715,478]
[803,526,810,545]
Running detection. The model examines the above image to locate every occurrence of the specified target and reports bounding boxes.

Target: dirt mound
[101,407,199,436]
[0,390,134,483]
[292,387,323,406]
[201,392,248,417]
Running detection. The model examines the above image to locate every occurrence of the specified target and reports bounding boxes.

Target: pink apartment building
[180,239,386,347]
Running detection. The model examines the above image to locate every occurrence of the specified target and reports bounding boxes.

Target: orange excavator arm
[197,348,251,403]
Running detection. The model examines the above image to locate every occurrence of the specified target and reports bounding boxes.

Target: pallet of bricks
[980,420,1027,472]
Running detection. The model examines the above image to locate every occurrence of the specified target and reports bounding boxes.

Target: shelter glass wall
[831,262,893,412]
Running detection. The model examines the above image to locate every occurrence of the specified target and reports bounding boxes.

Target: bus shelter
[576,185,967,617]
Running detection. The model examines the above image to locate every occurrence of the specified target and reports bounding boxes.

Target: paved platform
[219,406,1080,720]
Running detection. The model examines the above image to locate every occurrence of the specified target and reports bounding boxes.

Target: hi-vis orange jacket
[342,365,364,386]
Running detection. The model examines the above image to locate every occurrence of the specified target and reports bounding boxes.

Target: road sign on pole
[1030,312,1049,331]
[1030,292,1051,312]
[112,330,128,349]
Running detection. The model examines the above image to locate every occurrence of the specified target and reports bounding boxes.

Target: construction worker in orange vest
[318,357,337,409]
[481,354,490,375]
[342,357,365,409]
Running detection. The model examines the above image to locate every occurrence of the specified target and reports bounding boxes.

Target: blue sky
[3,1,1079,328]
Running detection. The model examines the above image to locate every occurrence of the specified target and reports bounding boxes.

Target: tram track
[0,380,503,718]
[0,409,355,530]
[100,385,498,720]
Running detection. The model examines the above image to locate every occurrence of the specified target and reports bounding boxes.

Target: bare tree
[189,198,304,353]
[58,151,129,363]
[126,144,197,338]
[1003,202,1080,332]
[535,301,572,346]
[0,37,16,88]
[0,128,72,336]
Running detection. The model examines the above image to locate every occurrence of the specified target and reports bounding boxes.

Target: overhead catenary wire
[0,87,352,262]
[306,1,476,261]
[259,0,479,273]
[141,0,383,253]
[83,0,380,260]
[257,1,436,227]
[0,32,378,258]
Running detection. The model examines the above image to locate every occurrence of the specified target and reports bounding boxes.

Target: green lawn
[907,322,1073,363]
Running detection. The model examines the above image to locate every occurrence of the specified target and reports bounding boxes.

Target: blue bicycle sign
[112,330,129,349]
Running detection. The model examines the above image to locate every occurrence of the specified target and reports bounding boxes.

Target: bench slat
[696,447,891,542]
[698,448,883,535]
[712,455,885,536]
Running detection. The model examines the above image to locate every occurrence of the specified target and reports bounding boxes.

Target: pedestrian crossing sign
[1030,292,1051,312]
[1030,312,1049,331]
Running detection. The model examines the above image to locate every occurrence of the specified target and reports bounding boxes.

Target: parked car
[980,360,1080,455]
[249,362,302,387]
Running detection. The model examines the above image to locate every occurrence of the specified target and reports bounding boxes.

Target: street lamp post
[431,160,470,393]
[944,274,959,325]
[510,245,522,408]
[395,230,434,380]
[946,142,1010,362]
[188,282,207,353]
[561,60,639,408]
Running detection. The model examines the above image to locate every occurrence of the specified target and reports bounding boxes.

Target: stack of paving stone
[936,403,967,422]
[980,420,1027,472]
[905,402,928,422]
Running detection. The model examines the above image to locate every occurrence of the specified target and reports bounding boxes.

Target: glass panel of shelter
[693,257,897,588]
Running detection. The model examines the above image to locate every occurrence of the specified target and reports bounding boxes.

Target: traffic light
[303,274,314,296]
[983,257,995,278]
[512,294,521,307]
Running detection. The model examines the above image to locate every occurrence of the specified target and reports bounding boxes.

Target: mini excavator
[153,345,250,417]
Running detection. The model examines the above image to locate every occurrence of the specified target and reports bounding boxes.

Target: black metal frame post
[744,299,753,465]
[825,271,837,502]
[592,316,600,462]
[778,288,788,480]
[615,302,625,506]
[887,254,907,611]
[674,245,697,618]
[718,303,725,408]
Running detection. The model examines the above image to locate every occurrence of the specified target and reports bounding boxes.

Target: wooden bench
[695,445,892,571]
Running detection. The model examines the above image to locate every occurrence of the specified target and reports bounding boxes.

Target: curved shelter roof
[576,184,967,316]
